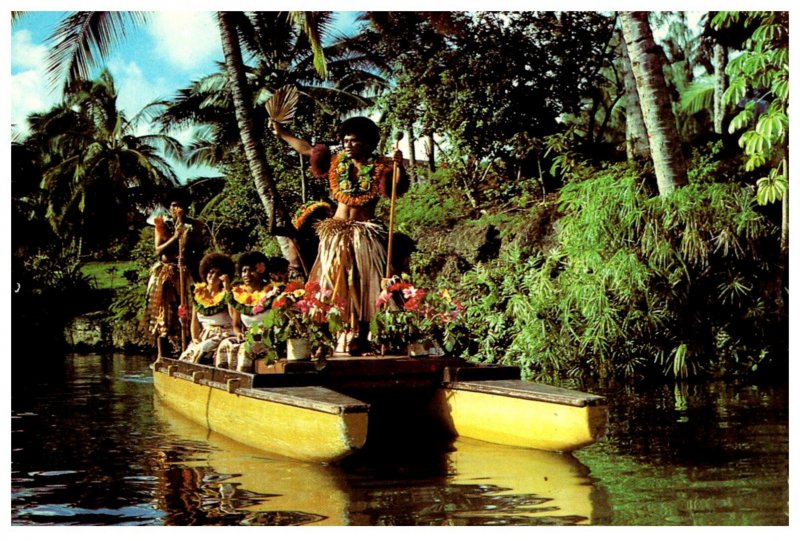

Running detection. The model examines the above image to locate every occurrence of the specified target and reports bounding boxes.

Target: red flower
[272,297,288,309]
[285,281,304,293]
[304,280,321,295]
[177,304,188,319]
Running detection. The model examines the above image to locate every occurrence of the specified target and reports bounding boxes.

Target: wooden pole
[177,222,188,351]
[385,137,403,280]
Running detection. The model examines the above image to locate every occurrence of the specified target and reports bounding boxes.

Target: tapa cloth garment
[143,261,193,340]
[214,311,269,373]
[308,218,387,328]
[178,311,234,364]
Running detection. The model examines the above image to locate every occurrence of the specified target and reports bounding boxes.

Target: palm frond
[680,76,715,115]
[265,85,299,123]
[45,11,148,90]
[288,11,330,78]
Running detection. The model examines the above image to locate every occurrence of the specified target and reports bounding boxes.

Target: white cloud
[11,29,46,71]
[10,29,61,135]
[147,12,221,72]
[107,57,171,117]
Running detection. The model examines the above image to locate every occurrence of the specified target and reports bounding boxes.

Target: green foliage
[107,228,153,324]
[713,11,789,204]
[371,12,617,180]
[436,155,781,381]
[13,251,94,349]
[385,167,468,239]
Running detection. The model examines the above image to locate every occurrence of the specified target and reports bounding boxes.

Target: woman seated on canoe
[178,253,235,364]
[214,251,281,372]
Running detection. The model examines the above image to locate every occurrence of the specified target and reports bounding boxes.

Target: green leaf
[756,173,788,205]
[772,77,789,101]
[728,109,753,133]
[745,154,766,171]
[739,131,769,155]
[722,78,746,107]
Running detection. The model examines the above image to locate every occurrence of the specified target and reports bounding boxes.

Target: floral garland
[228,285,269,316]
[192,283,228,316]
[328,151,389,207]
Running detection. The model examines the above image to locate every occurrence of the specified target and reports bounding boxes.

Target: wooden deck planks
[445,379,607,407]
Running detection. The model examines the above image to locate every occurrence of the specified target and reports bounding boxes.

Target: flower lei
[228,285,274,317]
[192,283,228,316]
[328,151,389,207]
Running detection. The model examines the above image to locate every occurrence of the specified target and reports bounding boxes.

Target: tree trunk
[713,43,728,135]
[426,130,436,173]
[620,11,687,195]
[217,12,287,229]
[621,35,650,161]
[407,124,417,185]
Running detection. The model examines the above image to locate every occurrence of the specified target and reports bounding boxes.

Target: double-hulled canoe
[151,355,608,463]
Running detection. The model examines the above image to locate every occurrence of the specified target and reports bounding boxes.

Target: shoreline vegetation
[11,11,788,384]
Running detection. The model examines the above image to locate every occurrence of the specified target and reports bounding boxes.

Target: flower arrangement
[370,275,465,354]
[248,281,345,360]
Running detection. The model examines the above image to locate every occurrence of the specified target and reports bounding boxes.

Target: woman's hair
[338,116,380,152]
[198,253,234,280]
[237,251,268,274]
[165,188,190,209]
[265,256,289,275]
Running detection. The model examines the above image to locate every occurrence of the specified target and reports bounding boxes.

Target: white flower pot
[287,337,311,361]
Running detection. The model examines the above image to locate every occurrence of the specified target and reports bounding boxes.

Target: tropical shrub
[440,154,783,381]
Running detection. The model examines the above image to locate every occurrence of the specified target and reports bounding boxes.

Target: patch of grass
[80,261,138,290]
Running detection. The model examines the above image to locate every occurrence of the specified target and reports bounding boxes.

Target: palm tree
[38,10,331,234]
[620,11,688,195]
[31,69,182,255]
[156,25,386,170]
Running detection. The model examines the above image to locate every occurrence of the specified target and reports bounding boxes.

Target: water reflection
[446,438,611,524]
[152,399,348,525]
[153,394,609,525]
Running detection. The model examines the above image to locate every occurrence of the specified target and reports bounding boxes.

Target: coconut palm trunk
[217,11,287,230]
[621,37,650,160]
[620,11,688,195]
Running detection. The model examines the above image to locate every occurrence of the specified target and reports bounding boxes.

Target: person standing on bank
[143,188,205,357]
[271,117,409,355]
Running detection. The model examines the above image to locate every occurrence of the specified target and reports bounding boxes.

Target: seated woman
[214,252,279,372]
[178,253,235,364]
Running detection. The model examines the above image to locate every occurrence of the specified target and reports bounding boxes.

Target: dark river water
[11,353,789,526]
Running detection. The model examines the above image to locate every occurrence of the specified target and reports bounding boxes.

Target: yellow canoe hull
[433,384,608,453]
[152,368,368,463]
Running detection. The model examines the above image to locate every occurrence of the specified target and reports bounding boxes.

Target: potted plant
[370,276,464,356]
[248,280,345,362]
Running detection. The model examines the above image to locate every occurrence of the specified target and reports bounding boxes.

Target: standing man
[144,188,205,357]
[272,117,408,355]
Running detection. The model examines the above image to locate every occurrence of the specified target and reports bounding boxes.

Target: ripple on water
[14,503,165,526]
